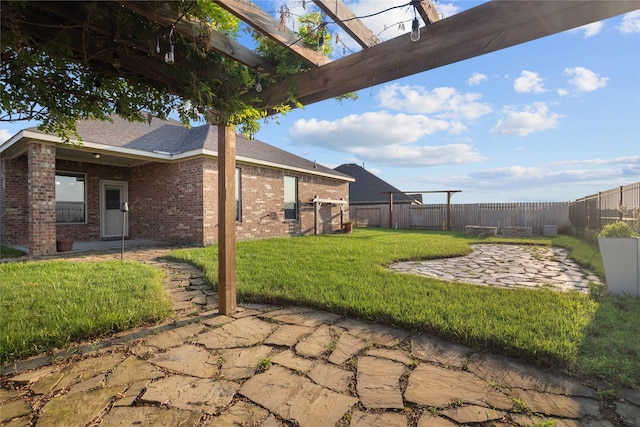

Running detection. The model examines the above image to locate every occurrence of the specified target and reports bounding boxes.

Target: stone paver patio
[1,245,637,426]
[391,244,603,292]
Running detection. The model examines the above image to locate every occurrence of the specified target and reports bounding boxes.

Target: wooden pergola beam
[313,0,380,48]
[215,0,330,67]
[120,1,276,73]
[259,0,640,109]
[414,0,441,26]
[18,5,184,91]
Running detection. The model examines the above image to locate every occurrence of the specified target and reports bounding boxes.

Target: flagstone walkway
[390,244,603,293]
[1,245,638,427]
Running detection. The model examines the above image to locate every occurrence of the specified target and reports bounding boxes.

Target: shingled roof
[20,115,352,182]
[334,164,419,205]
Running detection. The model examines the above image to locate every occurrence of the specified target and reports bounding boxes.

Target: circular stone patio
[390,244,602,292]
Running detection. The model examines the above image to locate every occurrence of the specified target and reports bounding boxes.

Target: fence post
[619,186,624,221]
[388,193,394,229]
[597,192,601,231]
[446,192,452,230]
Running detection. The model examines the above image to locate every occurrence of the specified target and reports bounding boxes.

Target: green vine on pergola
[0,1,348,141]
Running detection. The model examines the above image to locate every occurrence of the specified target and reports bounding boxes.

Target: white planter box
[598,237,640,297]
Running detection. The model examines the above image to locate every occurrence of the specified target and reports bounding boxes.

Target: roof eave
[2,131,354,182]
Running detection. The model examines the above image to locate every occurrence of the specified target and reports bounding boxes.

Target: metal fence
[568,182,640,232]
[351,202,569,235]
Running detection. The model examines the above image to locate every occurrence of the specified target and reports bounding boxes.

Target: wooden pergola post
[217,124,237,315]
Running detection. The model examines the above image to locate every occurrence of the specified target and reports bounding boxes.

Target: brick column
[28,143,57,254]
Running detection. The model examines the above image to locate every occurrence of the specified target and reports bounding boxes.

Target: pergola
[3,1,639,315]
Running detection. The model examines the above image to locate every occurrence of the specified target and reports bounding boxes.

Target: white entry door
[101,181,128,238]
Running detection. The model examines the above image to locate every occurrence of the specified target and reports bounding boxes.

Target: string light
[165,25,175,64]
[317,26,325,51]
[410,17,420,41]
[165,43,174,64]
[255,75,262,92]
[112,50,121,68]
[410,2,420,42]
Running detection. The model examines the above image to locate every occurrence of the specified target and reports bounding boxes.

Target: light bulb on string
[165,42,175,64]
[255,76,262,93]
[156,36,161,54]
[317,27,325,52]
[112,50,121,68]
[165,25,175,64]
[410,17,420,42]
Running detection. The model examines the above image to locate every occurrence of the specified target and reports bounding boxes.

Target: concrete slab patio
[1,245,637,426]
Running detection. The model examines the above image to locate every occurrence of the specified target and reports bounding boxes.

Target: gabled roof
[2,115,352,182]
[334,164,419,205]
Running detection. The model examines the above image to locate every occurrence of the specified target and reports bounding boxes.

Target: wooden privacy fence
[569,182,640,232]
[351,202,569,234]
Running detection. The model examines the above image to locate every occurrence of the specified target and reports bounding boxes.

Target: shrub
[599,222,638,238]
[558,221,575,236]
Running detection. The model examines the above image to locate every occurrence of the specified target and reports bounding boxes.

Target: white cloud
[435,3,461,19]
[290,111,453,151]
[468,72,488,86]
[620,10,640,34]
[351,143,487,167]
[398,160,635,201]
[557,88,569,97]
[0,129,12,143]
[459,162,634,194]
[289,110,487,167]
[570,21,604,38]
[564,66,608,92]
[550,156,640,167]
[470,166,542,181]
[378,84,492,120]
[513,70,546,94]
[490,102,561,136]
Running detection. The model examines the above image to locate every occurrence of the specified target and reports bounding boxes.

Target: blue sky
[2,1,638,204]
[253,1,640,203]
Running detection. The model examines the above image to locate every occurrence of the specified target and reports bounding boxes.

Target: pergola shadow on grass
[168,228,639,388]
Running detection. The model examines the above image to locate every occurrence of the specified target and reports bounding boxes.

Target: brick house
[0,115,353,255]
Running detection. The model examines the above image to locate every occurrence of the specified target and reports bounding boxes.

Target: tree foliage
[0,1,344,141]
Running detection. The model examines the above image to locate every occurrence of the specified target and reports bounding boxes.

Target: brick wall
[299,173,349,235]
[231,163,349,241]
[55,160,131,242]
[28,143,56,254]
[129,159,206,243]
[0,155,29,246]
[2,150,349,250]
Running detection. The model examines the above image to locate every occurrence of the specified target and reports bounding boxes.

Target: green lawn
[1,229,637,388]
[0,260,172,364]
[168,228,639,388]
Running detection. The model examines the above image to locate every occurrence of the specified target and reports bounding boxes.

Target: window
[56,172,86,223]
[235,167,242,222]
[284,175,298,220]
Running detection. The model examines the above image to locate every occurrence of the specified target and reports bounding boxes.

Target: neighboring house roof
[0,115,353,182]
[334,163,419,205]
